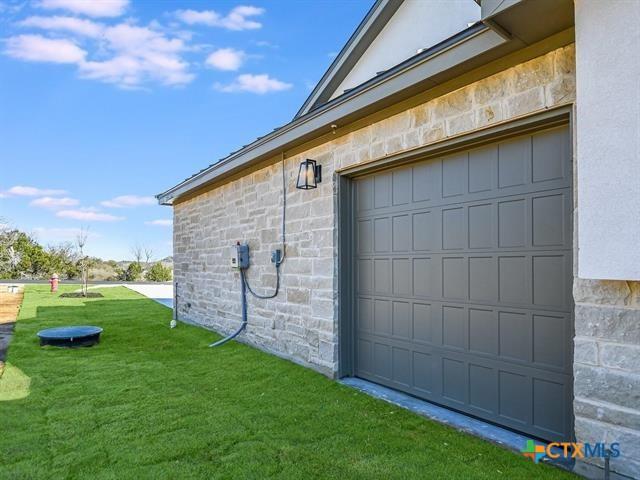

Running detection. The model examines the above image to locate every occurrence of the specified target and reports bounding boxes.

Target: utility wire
[245,152,287,300]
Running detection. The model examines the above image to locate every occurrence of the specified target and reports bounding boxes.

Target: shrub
[146,262,172,282]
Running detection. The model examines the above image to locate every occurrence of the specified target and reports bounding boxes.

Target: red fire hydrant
[50,273,59,293]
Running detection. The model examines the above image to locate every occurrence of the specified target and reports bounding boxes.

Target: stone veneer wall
[573,279,640,478]
[173,44,576,376]
[174,40,640,478]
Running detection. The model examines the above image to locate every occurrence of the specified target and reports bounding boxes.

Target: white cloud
[79,23,194,87]
[19,15,104,38]
[145,219,172,227]
[37,0,129,18]
[255,40,277,49]
[175,5,264,31]
[206,48,245,71]
[5,34,86,63]
[56,209,124,221]
[32,227,100,241]
[6,19,193,88]
[100,195,156,208]
[30,196,79,208]
[4,185,68,196]
[214,73,292,94]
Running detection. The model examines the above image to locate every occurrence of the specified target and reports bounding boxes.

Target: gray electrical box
[230,243,250,269]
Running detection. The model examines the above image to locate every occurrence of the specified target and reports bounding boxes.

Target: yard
[0,286,574,479]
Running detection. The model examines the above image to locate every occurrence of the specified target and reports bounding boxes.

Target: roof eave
[157,24,505,206]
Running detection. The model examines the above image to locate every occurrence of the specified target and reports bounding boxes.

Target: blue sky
[0,0,371,260]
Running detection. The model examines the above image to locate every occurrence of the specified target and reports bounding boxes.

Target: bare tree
[130,243,143,264]
[0,219,22,274]
[76,226,90,296]
[143,246,153,266]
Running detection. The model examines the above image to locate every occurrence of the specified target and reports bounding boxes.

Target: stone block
[475,102,503,128]
[420,122,445,144]
[574,337,599,365]
[555,44,576,76]
[410,104,430,128]
[474,72,510,105]
[370,141,385,159]
[385,135,405,155]
[511,53,554,92]
[574,278,640,307]
[403,129,420,149]
[371,113,410,142]
[504,88,545,118]
[446,111,475,136]
[600,343,640,371]
[432,89,473,120]
[286,288,310,305]
[575,304,640,344]
[575,398,640,431]
[545,75,576,106]
[574,364,640,410]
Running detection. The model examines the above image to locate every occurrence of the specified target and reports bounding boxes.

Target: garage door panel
[412,161,439,202]
[357,191,571,253]
[498,136,531,188]
[358,252,571,313]
[442,152,469,198]
[532,127,570,183]
[442,357,468,404]
[442,305,467,350]
[355,332,572,438]
[357,220,373,253]
[469,363,498,413]
[357,297,374,333]
[532,377,569,437]
[392,169,412,206]
[373,259,391,294]
[353,125,572,441]
[442,256,468,300]
[469,145,498,193]
[374,173,392,209]
[357,305,572,376]
[392,258,411,295]
[392,215,411,251]
[373,217,391,252]
[412,302,434,344]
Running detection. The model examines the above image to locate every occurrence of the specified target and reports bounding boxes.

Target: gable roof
[294,0,403,119]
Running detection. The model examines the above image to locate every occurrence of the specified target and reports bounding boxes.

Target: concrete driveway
[124,284,173,309]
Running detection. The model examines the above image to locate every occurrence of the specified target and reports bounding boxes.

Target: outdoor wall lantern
[296,159,322,190]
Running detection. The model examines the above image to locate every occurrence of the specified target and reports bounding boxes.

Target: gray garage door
[353,125,572,441]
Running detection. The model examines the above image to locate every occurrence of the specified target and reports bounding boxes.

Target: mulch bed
[0,288,24,378]
[59,292,104,298]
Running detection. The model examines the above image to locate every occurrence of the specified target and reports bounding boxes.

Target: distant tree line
[0,223,172,282]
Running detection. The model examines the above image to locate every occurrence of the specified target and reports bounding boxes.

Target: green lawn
[0,285,574,479]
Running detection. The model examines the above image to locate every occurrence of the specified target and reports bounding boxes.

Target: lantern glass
[296,159,320,189]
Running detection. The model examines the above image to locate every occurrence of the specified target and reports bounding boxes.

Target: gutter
[156,23,507,206]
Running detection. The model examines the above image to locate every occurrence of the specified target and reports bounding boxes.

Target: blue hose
[209,269,248,347]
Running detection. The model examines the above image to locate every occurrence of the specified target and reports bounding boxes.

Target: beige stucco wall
[174,42,639,477]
